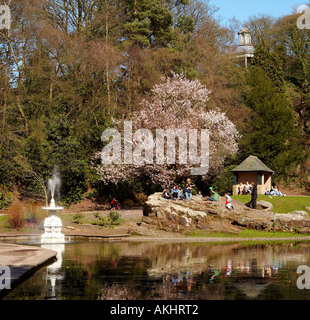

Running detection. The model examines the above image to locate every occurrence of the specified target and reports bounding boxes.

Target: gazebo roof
[231,155,274,173]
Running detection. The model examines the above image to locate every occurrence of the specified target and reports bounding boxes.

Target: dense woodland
[0,0,309,207]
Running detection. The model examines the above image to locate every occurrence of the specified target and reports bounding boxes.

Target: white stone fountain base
[41,214,65,243]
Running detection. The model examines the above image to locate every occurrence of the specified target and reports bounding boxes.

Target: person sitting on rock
[197,191,203,200]
[206,187,220,202]
[162,188,172,199]
[184,178,194,200]
[177,186,184,200]
[171,185,178,199]
[225,193,234,211]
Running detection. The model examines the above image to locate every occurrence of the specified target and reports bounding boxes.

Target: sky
[213,0,304,25]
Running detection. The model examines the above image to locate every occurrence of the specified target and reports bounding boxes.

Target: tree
[244,14,276,47]
[123,0,173,48]
[273,13,310,139]
[95,72,239,188]
[251,41,285,92]
[46,0,97,34]
[239,67,302,178]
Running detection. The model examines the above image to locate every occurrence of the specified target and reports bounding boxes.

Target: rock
[297,227,310,234]
[273,213,310,232]
[142,216,153,224]
[257,200,273,211]
[168,212,178,223]
[180,216,191,227]
[290,211,309,218]
[197,223,210,231]
[305,207,310,212]
[156,210,166,220]
[140,222,151,229]
[66,226,75,230]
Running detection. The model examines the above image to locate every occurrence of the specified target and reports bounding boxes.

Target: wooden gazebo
[231,155,274,195]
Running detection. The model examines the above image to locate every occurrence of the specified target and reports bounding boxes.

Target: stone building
[235,27,254,68]
[231,155,274,195]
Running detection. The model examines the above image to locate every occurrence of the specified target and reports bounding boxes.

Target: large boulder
[273,212,310,233]
[257,200,273,211]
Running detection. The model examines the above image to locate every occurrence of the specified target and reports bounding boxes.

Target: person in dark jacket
[251,182,257,209]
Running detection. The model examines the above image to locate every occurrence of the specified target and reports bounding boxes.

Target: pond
[3,240,310,300]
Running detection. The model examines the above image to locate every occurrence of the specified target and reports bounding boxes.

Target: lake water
[3,240,310,300]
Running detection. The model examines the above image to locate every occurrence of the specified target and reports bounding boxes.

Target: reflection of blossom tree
[95,72,239,186]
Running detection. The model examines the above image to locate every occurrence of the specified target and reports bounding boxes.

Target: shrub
[92,211,122,227]
[109,210,121,226]
[134,193,148,205]
[0,191,12,211]
[73,212,84,224]
[213,165,236,195]
[7,202,25,230]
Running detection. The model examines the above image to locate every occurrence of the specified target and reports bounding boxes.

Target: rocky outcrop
[142,193,310,234]
[273,211,310,234]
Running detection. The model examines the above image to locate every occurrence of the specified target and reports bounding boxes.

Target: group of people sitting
[237,182,253,195]
[265,185,285,196]
[162,182,235,211]
[238,182,286,197]
[162,178,196,200]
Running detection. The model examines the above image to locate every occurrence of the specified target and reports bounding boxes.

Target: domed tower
[236,27,254,68]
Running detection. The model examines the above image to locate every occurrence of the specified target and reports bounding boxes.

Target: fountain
[41,168,65,244]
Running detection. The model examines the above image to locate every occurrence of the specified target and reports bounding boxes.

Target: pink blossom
[94,72,239,186]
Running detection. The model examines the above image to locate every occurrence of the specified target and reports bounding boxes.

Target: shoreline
[1,232,310,243]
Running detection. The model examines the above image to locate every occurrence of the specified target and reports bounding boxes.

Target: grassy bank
[232,195,310,214]
[186,229,310,238]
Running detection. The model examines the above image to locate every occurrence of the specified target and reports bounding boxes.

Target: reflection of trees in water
[5,241,310,300]
[96,242,310,300]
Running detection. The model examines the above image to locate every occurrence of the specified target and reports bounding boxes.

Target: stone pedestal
[41,206,65,243]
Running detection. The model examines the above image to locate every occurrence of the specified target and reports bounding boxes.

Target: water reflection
[41,243,65,300]
[4,241,310,300]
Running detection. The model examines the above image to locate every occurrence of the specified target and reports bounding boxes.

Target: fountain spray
[41,167,65,243]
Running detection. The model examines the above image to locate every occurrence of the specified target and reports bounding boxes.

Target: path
[0,243,57,297]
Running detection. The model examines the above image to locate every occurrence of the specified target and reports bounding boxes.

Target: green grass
[186,229,310,239]
[232,195,310,214]
[0,214,8,231]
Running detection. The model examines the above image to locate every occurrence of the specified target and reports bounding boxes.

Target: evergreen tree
[123,0,173,47]
[252,42,285,92]
[239,67,302,178]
